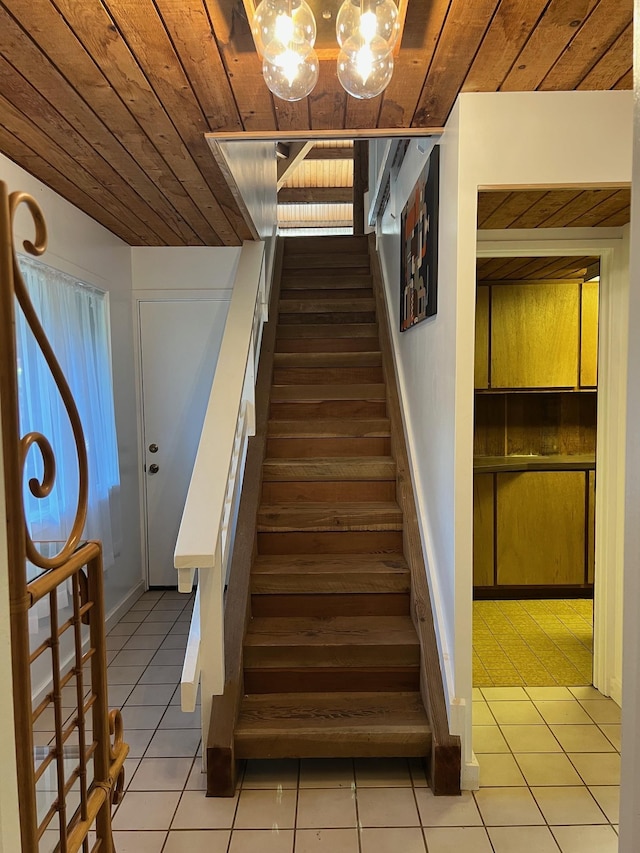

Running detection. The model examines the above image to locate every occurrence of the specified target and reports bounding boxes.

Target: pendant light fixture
[251,0,399,101]
[252,0,319,101]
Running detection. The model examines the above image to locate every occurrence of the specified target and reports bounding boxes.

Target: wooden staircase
[207,235,460,796]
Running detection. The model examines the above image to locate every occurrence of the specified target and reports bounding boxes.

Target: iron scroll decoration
[8,189,89,571]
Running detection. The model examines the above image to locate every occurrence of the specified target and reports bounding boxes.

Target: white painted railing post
[198,535,224,769]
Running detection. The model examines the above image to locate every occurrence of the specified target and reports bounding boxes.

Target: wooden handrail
[0,180,128,851]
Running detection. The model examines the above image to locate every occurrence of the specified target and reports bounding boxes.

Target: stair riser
[283,254,369,270]
[244,667,420,693]
[276,338,380,353]
[280,288,374,301]
[266,437,391,458]
[278,312,377,325]
[284,236,369,254]
[280,277,373,290]
[280,299,375,314]
[273,353,382,369]
[257,531,403,555]
[276,323,378,340]
[273,367,384,385]
[235,736,430,760]
[244,645,420,668]
[261,481,396,503]
[251,571,410,595]
[251,593,410,617]
[270,401,387,419]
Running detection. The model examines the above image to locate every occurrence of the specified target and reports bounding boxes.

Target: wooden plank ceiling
[477,256,599,280]
[478,188,631,229]
[0,0,632,246]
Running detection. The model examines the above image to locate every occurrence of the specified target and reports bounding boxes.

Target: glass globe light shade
[252,0,316,57]
[337,34,393,99]
[263,41,319,100]
[336,0,399,49]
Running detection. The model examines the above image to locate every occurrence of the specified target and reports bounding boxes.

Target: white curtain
[16,256,122,574]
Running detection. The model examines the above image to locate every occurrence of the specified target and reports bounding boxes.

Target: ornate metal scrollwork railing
[0,181,128,852]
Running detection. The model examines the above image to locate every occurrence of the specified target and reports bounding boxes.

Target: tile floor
[473,599,593,686]
[41,590,620,852]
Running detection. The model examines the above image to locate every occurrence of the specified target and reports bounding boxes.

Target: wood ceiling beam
[277,141,314,190]
[305,147,355,160]
[278,187,354,203]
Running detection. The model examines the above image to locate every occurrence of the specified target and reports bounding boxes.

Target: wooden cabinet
[496,471,586,586]
[474,286,489,390]
[473,474,494,586]
[491,283,580,388]
[581,282,599,388]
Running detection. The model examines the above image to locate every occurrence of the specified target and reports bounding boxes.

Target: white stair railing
[174,240,268,760]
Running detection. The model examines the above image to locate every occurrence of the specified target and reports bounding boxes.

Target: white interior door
[139,299,229,587]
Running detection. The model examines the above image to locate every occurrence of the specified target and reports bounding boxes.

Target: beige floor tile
[534,700,592,725]
[138,665,182,685]
[549,724,615,753]
[108,665,147,685]
[579,699,621,724]
[598,724,621,750]
[186,761,208,791]
[296,787,357,828]
[488,825,560,853]
[299,758,354,789]
[481,687,529,701]
[474,788,545,826]
[354,758,412,787]
[531,786,607,825]
[152,648,189,667]
[108,683,136,706]
[120,705,165,730]
[242,759,299,790]
[477,754,526,787]
[109,623,137,637]
[113,791,181,830]
[514,752,582,786]
[110,831,168,852]
[360,827,426,853]
[111,648,156,667]
[415,789,481,827]
[473,726,510,753]
[568,686,606,701]
[295,829,358,853]
[230,829,294,853]
[125,729,155,759]
[588,786,620,823]
[500,725,562,753]
[472,688,484,700]
[124,683,175,705]
[163,830,231,853]
[568,752,621,785]
[234,789,297,830]
[408,759,428,787]
[524,686,574,701]
[357,787,419,827]
[129,757,192,791]
[488,701,545,725]
[551,824,619,853]
[132,623,170,636]
[123,635,165,651]
[122,758,140,790]
[157,705,201,730]
[473,702,497,725]
[145,728,200,758]
[172,790,239,830]
[423,827,493,853]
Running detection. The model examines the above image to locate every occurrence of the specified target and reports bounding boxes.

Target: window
[16,256,121,573]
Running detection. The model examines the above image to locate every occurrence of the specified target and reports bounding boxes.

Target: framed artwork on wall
[400,144,440,331]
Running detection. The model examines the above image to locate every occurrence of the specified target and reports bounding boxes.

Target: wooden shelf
[474,454,595,473]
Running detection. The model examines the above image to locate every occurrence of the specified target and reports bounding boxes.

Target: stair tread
[262,457,396,481]
[271,384,386,402]
[257,502,403,532]
[273,352,382,368]
[245,615,418,647]
[281,276,373,290]
[268,418,390,438]
[283,253,369,269]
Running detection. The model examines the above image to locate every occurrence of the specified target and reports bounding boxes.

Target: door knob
[149,443,159,453]
[148,463,159,474]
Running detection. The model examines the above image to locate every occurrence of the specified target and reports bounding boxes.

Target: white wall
[132,247,241,292]
[376,91,633,789]
[619,13,640,844]
[0,152,143,620]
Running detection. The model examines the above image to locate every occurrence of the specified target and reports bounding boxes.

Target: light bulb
[336,0,399,49]
[263,41,319,100]
[337,34,393,99]
[252,0,317,56]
